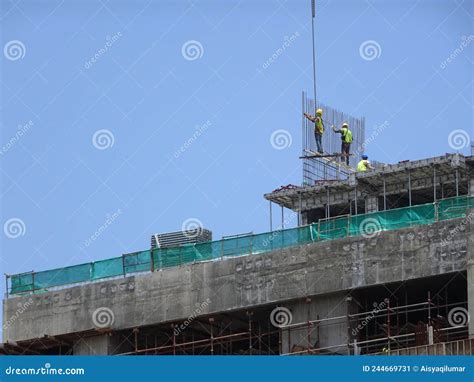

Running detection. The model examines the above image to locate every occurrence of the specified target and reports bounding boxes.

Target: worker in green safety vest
[304,108,324,153]
[357,155,373,172]
[332,122,353,165]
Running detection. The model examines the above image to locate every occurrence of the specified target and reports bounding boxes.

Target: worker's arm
[303,112,316,123]
[331,125,342,133]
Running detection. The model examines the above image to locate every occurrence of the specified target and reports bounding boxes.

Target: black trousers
[341,142,351,165]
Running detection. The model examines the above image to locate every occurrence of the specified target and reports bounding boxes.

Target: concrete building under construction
[2,148,474,356]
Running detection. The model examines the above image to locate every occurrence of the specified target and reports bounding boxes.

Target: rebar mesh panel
[302,91,365,185]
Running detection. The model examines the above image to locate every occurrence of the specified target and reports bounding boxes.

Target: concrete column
[468,206,474,339]
[281,292,357,355]
[468,261,474,339]
[73,334,130,355]
[469,178,474,196]
[365,195,378,213]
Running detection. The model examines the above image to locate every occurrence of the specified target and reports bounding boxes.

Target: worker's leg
[340,142,345,163]
[315,133,323,153]
[345,144,350,165]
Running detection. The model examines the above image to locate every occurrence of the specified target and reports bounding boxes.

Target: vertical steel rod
[408,170,412,206]
[311,0,317,104]
[269,201,273,232]
[298,192,302,227]
[326,187,330,218]
[433,166,437,202]
[281,206,284,229]
[455,168,459,196]
[354,186,358,215]
[383,175,387,210]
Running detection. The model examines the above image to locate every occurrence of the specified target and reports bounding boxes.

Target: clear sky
[0,0,472,298]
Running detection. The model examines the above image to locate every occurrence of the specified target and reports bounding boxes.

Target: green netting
[9,196,474,295]
[10,272,34,293]
[124,250,151,273]
[348,203,436,237]
[438,196,470,221]
[34,263,91,290]
[92,257,123,279]
[316,216,350,241]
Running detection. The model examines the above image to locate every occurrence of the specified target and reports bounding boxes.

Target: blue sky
[0,0,472,292]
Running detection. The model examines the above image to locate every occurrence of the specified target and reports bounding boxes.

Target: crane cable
[311,0,317,108]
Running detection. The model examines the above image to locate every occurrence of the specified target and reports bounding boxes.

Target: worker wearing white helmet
[332,122,353,165]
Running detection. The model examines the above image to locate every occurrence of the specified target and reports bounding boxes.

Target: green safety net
[34,263,91,290]
[92,257,123,280]
[9,196,474,295]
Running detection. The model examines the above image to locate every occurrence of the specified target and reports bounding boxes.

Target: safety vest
[315,117,324,135]
[341,128,353,143]
[357,160,369,172]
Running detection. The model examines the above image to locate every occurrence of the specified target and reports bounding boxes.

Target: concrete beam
[3,217,470,343]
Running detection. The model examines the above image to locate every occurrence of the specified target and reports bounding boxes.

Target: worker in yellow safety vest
[357,155,373,172]
[332,122,353,165]
[304,108,324,153]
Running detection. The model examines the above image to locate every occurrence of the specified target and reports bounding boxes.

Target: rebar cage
[302,91,365,185]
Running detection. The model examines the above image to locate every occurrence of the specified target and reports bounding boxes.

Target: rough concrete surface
[3,216,470,343]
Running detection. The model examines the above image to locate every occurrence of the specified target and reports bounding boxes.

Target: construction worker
[332,122,353,165]
[304,108,324,154]
[357,155,373,172]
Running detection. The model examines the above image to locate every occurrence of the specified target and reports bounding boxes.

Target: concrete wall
[281,292,357,355]
[3,217,470,344]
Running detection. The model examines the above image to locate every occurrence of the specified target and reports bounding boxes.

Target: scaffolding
[5,284,469,356]
[279,298,469,356]
[267,153,471,224]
